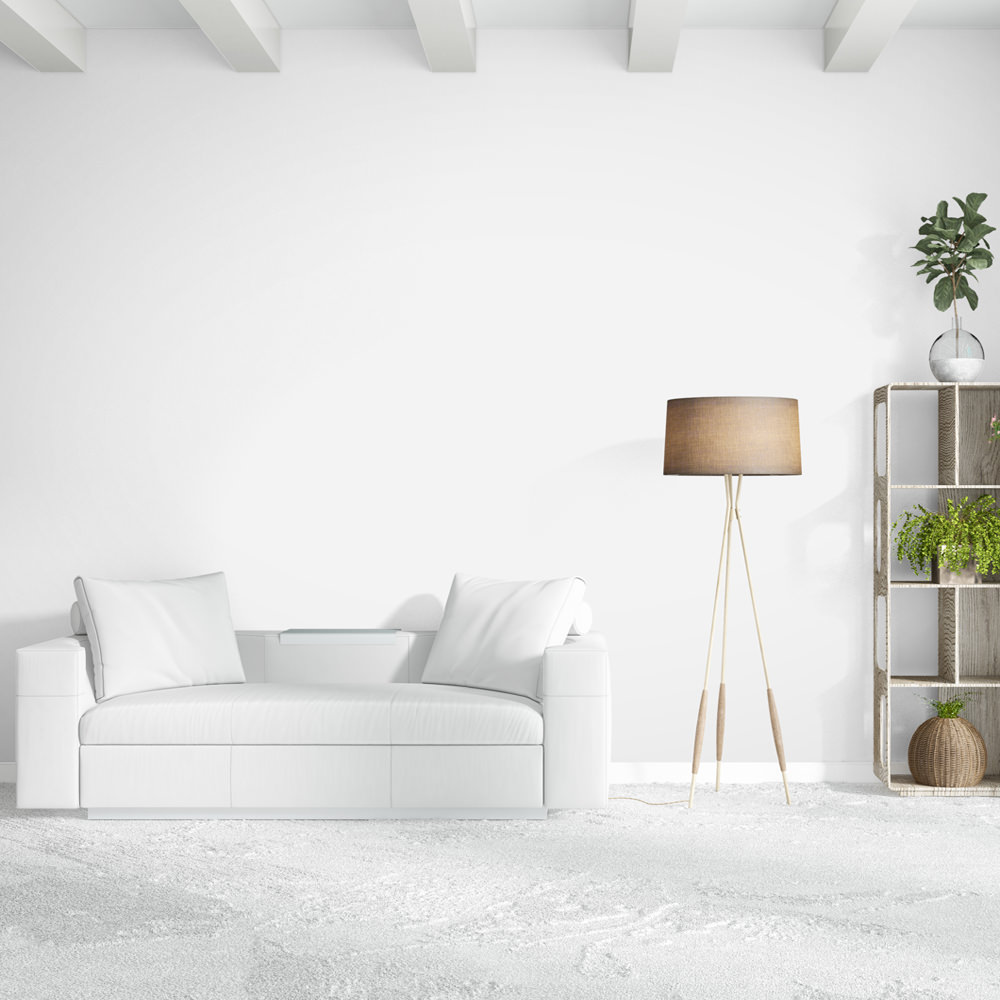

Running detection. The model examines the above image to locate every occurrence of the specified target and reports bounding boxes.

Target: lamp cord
[607,795,687,806]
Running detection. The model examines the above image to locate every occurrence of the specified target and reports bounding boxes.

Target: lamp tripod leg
[733,482,791,805]
[716,475,734,792]
[689,475,734,809]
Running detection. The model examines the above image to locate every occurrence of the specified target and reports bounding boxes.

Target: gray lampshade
[663,396,802,476]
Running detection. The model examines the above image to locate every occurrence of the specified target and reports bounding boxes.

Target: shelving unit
[874,382,1000,796]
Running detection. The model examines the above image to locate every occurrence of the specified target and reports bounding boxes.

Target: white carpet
[2,782,999,1000]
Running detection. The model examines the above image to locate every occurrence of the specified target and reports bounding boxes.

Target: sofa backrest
[236,630,436,685]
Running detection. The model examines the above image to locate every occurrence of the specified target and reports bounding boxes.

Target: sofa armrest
[16,637,95,808]
[541,632,609,809]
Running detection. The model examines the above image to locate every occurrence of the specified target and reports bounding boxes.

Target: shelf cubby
[874,382,1000,796]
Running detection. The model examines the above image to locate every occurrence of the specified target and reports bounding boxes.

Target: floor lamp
[663,396,802,808]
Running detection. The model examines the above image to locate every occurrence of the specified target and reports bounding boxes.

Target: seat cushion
[79,682,542,747]
[390,684,541,745]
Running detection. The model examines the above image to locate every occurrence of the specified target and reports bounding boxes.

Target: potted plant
[908,693,986,787]
[911,192,994,381]
[892,494,1000,583]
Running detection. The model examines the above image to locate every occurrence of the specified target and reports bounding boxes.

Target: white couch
[16,627,610,819]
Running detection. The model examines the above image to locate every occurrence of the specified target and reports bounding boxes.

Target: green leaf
[968,192,988,213]
[966,286,980,310]
[937,200,949,219]
[964,223,995,244]
[933,276,955,310]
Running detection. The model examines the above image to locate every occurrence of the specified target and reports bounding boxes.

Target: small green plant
[922,693,977,718]
[912,192,995,332]
[893,494,1000,578]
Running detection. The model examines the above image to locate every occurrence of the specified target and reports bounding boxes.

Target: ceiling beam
[824,0,918,72]
[0,0,84,71]
[627,0,686,73]
[176,0,280,72]
[406,0,476,72]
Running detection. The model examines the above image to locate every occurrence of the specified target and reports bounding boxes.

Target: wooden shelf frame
[874,382,1000,797]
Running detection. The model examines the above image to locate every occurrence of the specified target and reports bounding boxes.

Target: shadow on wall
[785,391,871,764]
[380,593,445,631]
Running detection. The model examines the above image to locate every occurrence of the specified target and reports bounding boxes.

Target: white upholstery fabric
[231,685,392,744]
[79,682,542,747]
[391,746,542,808]
[421,574,586,700]
[540,633,610,808]
[80,685,244,745]
[80,746,232,809]
[390,684,541,745]
[70,602,86,636]
[569,601,593,636]
[73,572,245,701]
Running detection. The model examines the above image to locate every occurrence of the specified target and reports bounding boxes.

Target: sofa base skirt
[79,743,544,815]
[87,806,548,820]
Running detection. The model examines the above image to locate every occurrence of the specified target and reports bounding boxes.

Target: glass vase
[929,316,984,382]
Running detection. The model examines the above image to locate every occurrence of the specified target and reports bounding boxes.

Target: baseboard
[0,761,881,788]
[609,762,879,784]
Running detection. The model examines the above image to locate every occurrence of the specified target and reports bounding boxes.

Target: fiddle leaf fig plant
[912,192,995,329]
[893,494,1000,578]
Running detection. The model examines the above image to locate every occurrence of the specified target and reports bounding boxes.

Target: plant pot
[931,547,982,585]
[908,716,987,787]
[929,317,984,383]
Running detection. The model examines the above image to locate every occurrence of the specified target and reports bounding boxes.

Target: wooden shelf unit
[874,382,1000,797]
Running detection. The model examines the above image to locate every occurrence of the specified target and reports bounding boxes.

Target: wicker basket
[908,716,987,787]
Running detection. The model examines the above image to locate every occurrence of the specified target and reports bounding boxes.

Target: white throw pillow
[421,573,586,700]
[569,601,593,636]
[74,572,245,702]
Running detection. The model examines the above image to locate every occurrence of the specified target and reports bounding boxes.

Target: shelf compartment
[890,675,962,687]
[891,483,1000,490]
[889,774,1000,797]
[890,675,1000,688]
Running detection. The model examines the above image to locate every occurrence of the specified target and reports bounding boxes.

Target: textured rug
[2,782,1000,1000]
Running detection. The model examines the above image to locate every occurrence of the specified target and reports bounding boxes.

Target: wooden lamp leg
[716,474,734,792]
[733,475,791,805]
[689,475,735,808]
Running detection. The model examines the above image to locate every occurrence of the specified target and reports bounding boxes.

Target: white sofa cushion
[569,601,593,636]
[73,572,245,701]
[390,684,542,744]
[79,684,247,745]
[231,685,392,744]
[79,682,542,746]
[421,573,586,700]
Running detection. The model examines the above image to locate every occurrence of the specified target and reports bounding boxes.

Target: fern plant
[893,494,1000,578]
[922,693,977,718]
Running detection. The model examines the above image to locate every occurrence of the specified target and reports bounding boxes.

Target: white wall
[2,26,999,773]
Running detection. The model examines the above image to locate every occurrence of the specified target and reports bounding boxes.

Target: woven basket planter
[908,716,987,787]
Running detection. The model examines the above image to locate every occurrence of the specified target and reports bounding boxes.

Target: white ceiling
[54,0,1000,30]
